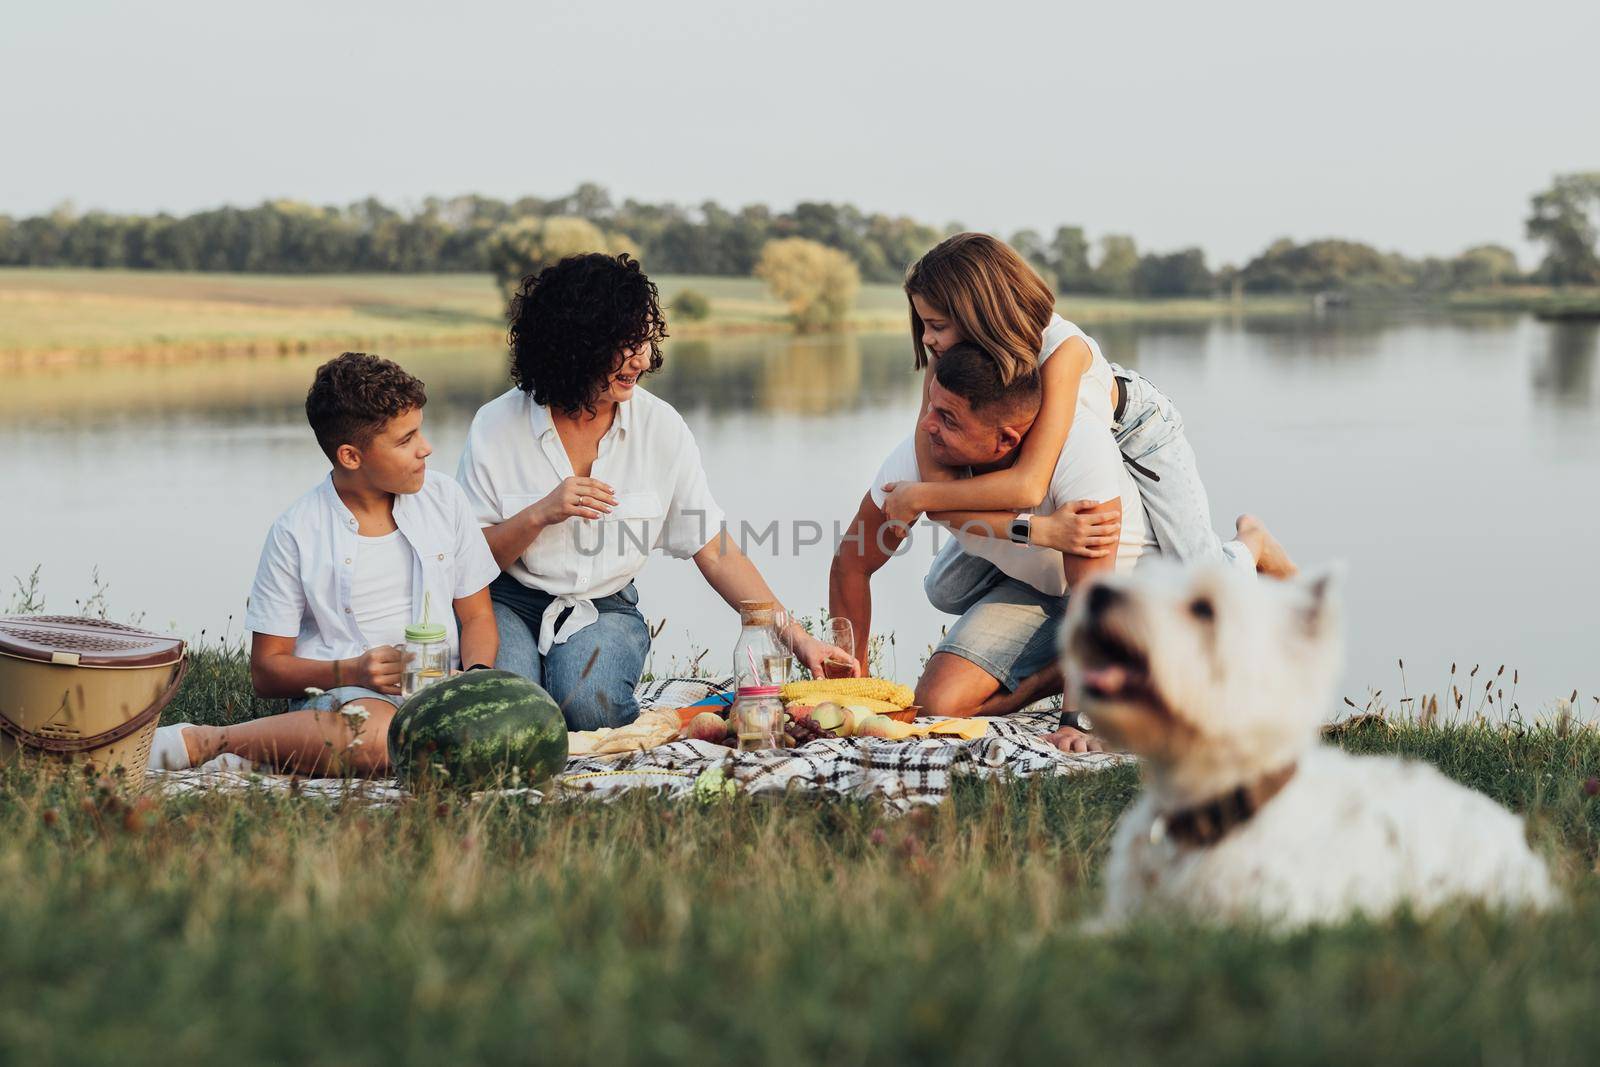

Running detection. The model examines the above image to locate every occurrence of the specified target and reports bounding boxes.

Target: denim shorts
[288,686,400,712]
[923,541,1066,692]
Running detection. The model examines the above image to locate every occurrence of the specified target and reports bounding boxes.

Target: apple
[682,712,729,744]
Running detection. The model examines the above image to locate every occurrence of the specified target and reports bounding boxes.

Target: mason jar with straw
[401,593,449,700]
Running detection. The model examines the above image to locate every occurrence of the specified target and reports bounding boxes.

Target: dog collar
[1149,762,1298,848]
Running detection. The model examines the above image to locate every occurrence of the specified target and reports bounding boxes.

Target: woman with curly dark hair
[457,253,856,729]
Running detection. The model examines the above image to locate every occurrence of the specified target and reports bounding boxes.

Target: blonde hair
[904,232,1056,385]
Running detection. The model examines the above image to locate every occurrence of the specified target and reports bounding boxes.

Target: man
[829,341,1160,752]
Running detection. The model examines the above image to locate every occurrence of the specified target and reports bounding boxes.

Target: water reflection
[651,332,918,415]
[1533,322,1599,406]
[5,309,1597,711]
[0,331,927,429]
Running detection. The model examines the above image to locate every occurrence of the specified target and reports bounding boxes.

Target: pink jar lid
[735,685,782,697]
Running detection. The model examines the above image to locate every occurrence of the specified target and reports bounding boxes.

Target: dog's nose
[1085,583,1121,617]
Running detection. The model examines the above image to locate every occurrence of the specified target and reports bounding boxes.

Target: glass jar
[729,685,785,751]
[402,621,449,700]
[733,600,790,688]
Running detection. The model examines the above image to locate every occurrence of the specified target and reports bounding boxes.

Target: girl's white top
[1039,314,1117,426]
[457,386,725,653]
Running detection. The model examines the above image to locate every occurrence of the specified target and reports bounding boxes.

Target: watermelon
[387,670,568,790]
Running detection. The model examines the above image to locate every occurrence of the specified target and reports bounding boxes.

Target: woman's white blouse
[456,386,725,653]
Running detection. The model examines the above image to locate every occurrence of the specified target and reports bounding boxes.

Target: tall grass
[0,721,1597,1064]
[8,576,1600,1061]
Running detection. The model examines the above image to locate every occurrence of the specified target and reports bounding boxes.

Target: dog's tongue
[1080,665,1129,694]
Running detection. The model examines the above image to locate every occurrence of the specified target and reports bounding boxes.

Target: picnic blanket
[150,676,1130,812]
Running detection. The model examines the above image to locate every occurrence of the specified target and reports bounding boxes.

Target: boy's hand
[352,646,405,695]
[533,477,618,524]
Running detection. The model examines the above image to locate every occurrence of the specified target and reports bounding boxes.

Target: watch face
[1011,518,1029,542]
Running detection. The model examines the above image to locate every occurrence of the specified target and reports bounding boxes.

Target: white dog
[1064,564,1556,930]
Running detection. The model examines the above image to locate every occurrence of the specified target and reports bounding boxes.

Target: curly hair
[305,352,428,462]
[507,253,668,416]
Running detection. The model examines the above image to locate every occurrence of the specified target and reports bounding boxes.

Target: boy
[150,352,499,773]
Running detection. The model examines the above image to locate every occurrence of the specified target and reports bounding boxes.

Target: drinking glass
[817,617,857,679]
[763,607,796,685]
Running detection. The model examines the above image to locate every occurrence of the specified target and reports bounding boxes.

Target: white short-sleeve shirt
[870,418,1157,598]
[1040,314,1118,425]
[244,471,501,668]
[456,386,725,652]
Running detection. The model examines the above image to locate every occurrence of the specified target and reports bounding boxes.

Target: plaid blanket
[150,676,1129,812]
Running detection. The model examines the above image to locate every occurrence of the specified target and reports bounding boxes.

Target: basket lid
[0,615,186,668]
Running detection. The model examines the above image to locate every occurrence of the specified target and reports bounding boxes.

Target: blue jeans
[489,573,650,730]
[1111,364,1254,575]
[288,686,399,711]
[923,542,1066,692]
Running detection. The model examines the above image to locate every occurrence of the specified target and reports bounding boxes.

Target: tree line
[2,174,1595,294]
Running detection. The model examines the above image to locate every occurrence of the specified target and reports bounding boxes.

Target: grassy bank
[1447,285,1600,319]
[0,268,1310,367]
[0,642,1593,1063]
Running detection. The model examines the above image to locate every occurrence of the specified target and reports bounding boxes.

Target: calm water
[5,312,1598,717]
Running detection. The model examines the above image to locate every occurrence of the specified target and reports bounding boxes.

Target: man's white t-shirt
[870,419,1156,598]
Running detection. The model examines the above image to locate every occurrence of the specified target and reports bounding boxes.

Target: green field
[0,639,1595,1064]
[0,268,1309,366]
[1447,285,1600,319]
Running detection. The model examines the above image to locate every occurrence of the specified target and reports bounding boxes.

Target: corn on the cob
[781,677,915,708]
[786,693,902,715]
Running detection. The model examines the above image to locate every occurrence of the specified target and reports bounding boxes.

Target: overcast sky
[4,0,1594,267]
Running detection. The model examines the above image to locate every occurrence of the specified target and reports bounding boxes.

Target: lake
[5,311,1598,720]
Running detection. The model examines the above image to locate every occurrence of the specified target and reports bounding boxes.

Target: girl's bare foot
[1235,514,1298,579]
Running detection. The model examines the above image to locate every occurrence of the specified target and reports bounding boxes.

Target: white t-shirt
[870,421,1157,598]
[457,386,726,653]
[1039,314,1118,426]
[351,531,414,650]
[244,471,501,667]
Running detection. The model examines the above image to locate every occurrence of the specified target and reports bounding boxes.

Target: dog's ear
[1299,564,1343,638]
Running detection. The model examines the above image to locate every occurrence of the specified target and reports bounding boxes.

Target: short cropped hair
[932,341,1042,422]
[304,352,428,462]
[507,252,667,417]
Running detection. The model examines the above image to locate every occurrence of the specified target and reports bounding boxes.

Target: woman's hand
[878,481,925,526]
[531,477,618,525]
[791,631,860,679]
[1030,501,1121,558]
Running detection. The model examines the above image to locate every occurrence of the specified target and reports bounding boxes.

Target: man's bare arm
[828,493,908,669]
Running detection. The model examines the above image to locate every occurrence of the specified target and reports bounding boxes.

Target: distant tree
[755,237,860,331]
[1450,244,1521,289]
[1526,172,1600,285]
[1237,238,1411,293]
[1094,234,1140,296]
[1008,229,1058,289]
[1049,226,1094,292]
[672,288,712,321]
[485,216,636,304]
[1135,248,1212,297]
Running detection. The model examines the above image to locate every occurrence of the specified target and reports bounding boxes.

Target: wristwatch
[1009,512,1034,545]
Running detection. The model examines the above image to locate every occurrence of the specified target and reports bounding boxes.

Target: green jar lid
[405,622,447,643]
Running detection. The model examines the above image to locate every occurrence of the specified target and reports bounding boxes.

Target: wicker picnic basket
[0,615,189,788]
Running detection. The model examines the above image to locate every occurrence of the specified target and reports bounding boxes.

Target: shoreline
[0,267,1317,370]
